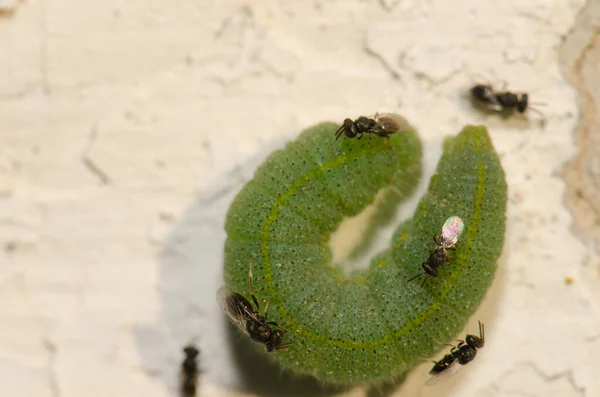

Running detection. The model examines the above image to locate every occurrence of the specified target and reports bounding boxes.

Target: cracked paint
[203,6,301,85]
[81,126,111,185]
[1,1,599,397]
[478,362,585,397]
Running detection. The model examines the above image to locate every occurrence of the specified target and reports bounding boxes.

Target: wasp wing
[374,113,410,133]
[425,360,464,386]
[216,286,260,337]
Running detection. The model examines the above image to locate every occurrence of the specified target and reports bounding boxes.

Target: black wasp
[180,344,200,397]
[426,321,485,385]
[334,112,408,140]
[470,83,545,120]
[407,216,465,286]
[217,262,292,352]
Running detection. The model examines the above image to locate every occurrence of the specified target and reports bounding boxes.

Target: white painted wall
[1,1,598,397]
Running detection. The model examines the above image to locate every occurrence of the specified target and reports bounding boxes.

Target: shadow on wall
[133,126,506,397]
[132,132,343,397]
[225,322,346,397]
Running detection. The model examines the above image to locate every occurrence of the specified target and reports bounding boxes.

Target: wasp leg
[248,261,260,309]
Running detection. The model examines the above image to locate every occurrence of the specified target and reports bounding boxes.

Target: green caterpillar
[222,119,507,385]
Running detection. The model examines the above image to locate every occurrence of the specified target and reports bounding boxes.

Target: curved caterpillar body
[222,120,506,385]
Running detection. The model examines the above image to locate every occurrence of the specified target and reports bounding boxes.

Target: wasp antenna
[479,321,485,345]
[528,107,546,118]
[334,128,344,140]
[466,70,497,84]
[185,335,200,346]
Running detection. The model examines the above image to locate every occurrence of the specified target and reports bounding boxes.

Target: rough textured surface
[560,1,600,253]
[0,1,598,397]
[0,0,19,12]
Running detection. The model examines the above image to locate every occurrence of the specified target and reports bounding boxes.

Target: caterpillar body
[222,120,506,385]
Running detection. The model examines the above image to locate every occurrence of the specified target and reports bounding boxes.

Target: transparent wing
[425,360,463,386]
[439,216,465,248]
[374,113,410,133]
[216,286,251,337]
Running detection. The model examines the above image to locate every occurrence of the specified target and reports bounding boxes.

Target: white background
[1,1,599,397]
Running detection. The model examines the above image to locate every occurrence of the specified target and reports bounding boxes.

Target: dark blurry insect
[407,216,465,286]
[217,262,292,352]
[470,83,545,121]
[426,321,485,385]
[334,112,408,140]
[180,344,200,397]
